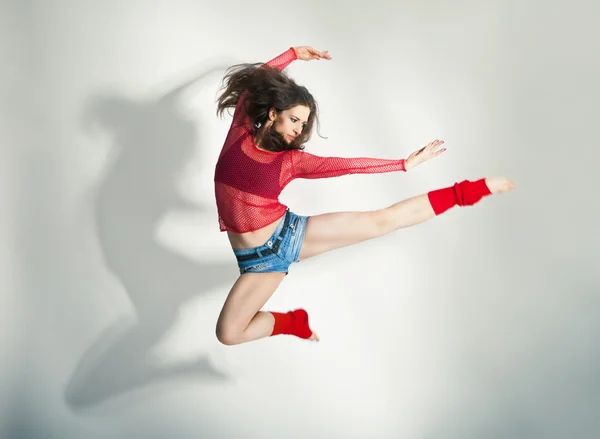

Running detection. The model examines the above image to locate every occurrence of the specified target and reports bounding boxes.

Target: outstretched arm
[288,140,446,180]
[289,149,407,180]
[404,140,446,169]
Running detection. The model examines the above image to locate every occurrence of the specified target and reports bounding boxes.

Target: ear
[268,107,278,121]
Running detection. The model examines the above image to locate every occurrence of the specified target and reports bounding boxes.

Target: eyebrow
[291,115,308,124]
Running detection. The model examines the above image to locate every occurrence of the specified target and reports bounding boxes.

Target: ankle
[428,178,492,215]
[270,309,313,339]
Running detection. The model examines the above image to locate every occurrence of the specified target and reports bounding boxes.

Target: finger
[431,142,444,151]
[428,140,444,151]
[425,140,439,150]
[313,49,330,59]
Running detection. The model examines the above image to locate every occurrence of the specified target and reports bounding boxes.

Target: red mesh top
[214,48,407,233]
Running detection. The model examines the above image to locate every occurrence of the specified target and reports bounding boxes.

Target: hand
[405,140,446,170]
[293,46,332,61]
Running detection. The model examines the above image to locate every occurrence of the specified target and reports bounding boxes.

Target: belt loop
[260,210,290,257]
[282,210,291,231]
[256,249,262,258]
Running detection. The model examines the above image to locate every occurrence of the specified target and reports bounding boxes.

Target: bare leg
[299,176,514,261]
[216,272,287,346]
[216,177,513,345]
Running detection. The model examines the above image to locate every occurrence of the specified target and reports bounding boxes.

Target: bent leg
[216,272,286,345]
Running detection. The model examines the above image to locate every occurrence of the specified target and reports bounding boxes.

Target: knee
[215,322,241,346]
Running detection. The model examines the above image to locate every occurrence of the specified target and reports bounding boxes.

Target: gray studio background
[4,1,599,438]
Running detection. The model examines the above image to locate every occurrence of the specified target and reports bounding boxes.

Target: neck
[254,132,265,150]
[254,123,271,149]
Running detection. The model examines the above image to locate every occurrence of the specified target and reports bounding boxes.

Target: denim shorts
[233,209,309,275]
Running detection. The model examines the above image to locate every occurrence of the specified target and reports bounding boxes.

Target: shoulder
[285,148,312,166]
[285,148,303,161]
[288,147,308,155]
[229,122,253,137]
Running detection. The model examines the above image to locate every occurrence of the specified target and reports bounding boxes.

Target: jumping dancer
[213,46,513,345]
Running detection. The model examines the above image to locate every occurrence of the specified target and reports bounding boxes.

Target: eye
[291,117,306,129]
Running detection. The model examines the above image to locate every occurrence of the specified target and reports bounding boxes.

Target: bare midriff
[226,213,285,249]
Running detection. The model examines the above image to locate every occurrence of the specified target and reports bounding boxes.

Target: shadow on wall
[64,63,238,411]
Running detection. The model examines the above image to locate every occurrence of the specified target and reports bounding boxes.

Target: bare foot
[309,332,320,342]
[485,176,515,194]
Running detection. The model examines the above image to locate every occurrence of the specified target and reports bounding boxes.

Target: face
[268,105,310,144]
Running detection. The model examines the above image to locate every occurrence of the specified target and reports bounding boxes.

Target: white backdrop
[5,0,600,438]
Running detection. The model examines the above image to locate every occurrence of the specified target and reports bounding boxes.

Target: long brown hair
[216,63,323,152]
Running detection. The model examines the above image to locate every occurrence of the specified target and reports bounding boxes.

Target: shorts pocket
[241,262,267,273]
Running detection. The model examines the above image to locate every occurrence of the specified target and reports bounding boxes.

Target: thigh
[217,272,287,332]
[298,210,384,261]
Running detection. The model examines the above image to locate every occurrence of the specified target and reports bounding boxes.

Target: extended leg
[299,176,514,261]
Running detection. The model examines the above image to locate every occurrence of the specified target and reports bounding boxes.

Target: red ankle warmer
[270,309,313,339]
[427,179,492,216]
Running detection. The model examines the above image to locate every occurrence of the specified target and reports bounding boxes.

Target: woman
[213,46,514,345]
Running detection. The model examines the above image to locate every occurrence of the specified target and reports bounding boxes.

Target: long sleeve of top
[285,149,406,182]
[214,48,407,233]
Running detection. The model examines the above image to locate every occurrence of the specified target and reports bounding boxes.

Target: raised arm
[265,47,298,72]
[231,46,330,128]
[231,48,298,128]
[266,46,331,70]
